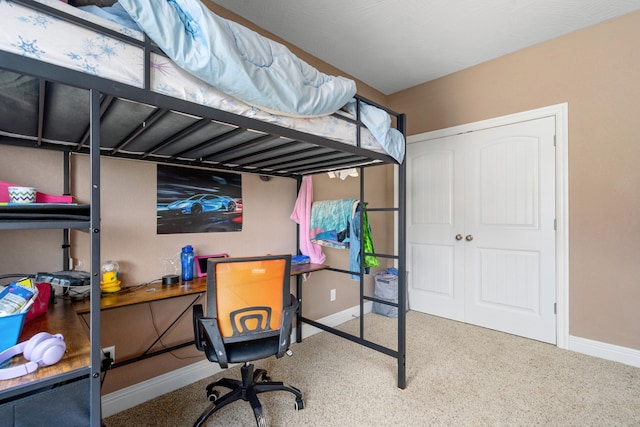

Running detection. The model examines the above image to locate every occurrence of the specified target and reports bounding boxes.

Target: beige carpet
[103,311,640,426]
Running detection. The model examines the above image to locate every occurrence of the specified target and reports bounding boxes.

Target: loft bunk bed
[0,0,407,424]
[0,0,405,175]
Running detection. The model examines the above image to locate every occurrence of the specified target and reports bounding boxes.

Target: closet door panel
[407,140,465,321]
[464,116,556,344]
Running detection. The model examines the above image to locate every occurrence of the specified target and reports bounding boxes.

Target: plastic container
[181,245,195,282]
[0,311,27,352]
[8,186,37,204]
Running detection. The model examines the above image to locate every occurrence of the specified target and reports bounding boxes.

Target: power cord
[101,349,114,372]
[100,348,114,389]
[0,273,36,279]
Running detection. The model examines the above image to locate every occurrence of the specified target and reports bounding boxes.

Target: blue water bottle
[181,245,195,282]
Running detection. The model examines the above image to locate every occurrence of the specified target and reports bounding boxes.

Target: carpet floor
[103,311,640,426]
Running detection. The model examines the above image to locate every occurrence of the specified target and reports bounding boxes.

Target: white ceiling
[210,0,640,95]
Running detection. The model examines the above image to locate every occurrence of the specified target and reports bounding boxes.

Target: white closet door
[408,116,557,344]
[463,116,556,343]
[407,135,465,321]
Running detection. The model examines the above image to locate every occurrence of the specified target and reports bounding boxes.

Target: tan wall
[0,148,298,393]
[1,149,394,394]
[70,156,298,286]
[72,156,300,393]
[389,11,640,350]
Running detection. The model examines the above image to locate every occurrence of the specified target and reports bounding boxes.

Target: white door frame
[406,103,569,349]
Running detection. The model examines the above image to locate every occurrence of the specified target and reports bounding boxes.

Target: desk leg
[296,274,302,343]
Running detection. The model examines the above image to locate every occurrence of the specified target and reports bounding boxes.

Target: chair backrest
[206,255,292,342]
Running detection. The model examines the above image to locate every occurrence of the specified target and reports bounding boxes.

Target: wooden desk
[73,278,207,314]
[291,263,329,276]
[0,298,90,399]
[73,278,209,369]
[1,262,328,396]
[73,263,328,314]
[0,278,208,398]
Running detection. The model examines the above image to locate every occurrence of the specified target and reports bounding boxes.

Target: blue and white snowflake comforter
[118,0,356,119]
[0,0,404,163]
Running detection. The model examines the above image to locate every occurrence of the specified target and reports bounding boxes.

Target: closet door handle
[465,234,474,241]
[455,234,463,241]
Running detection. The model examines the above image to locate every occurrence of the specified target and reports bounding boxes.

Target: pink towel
[290,175,326,264]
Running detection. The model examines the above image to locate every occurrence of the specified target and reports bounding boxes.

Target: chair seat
[204,336,281,365]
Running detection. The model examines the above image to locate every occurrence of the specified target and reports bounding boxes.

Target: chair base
[194,363,304,427]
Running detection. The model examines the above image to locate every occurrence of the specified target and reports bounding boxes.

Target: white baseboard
[101,359,221,418]
[569,335,640,368]
[101,302,372,418]
[298,301,373,339]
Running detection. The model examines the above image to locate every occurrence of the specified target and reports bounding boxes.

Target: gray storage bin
[372,273,399,318]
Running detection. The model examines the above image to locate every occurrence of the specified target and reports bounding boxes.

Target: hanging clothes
[362,206,379,269]
[349,203,379,280]
[309,198,358,249]
[290,175,326,264]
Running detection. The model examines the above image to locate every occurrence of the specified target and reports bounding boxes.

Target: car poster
[156,165,242,234]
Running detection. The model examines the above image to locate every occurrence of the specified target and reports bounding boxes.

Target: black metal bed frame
[0,1,407,425]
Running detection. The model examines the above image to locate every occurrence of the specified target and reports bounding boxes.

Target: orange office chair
[192,254,303,427]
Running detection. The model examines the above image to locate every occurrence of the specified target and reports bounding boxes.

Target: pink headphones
[0,332,66,380]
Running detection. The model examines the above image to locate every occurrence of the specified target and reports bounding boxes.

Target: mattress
[0,204,90,221]
[0,0,404,163]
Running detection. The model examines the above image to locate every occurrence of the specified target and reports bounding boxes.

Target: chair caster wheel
[207,390,219,402]
[295,398,304,410]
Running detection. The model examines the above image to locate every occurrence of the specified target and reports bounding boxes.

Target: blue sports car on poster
[166,194,238,215]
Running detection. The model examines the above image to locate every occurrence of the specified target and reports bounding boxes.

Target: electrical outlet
[101,345,115,365]
[330,289,336,301]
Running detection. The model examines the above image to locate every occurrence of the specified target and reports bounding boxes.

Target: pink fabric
[1,180,73,203]
[36,193,73,203]
[290,175,326,264]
